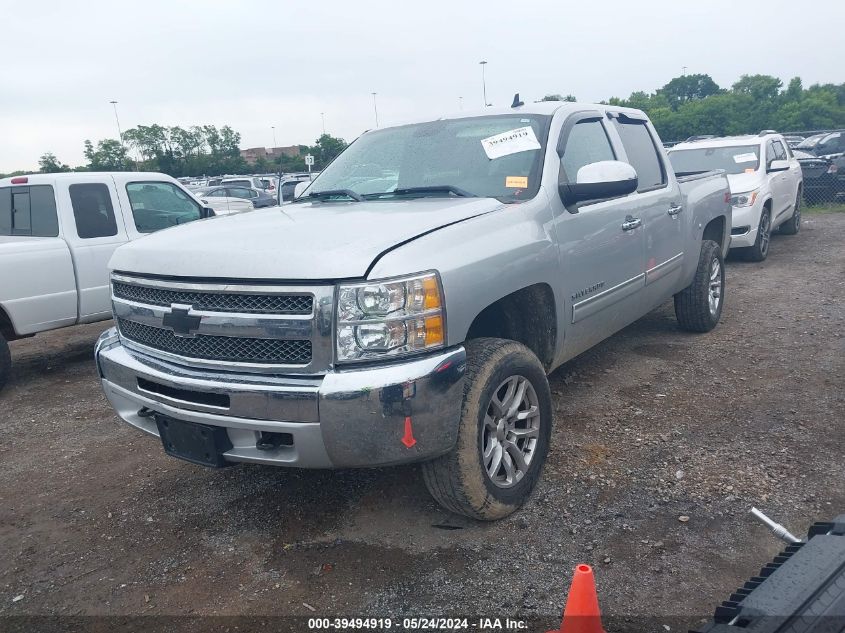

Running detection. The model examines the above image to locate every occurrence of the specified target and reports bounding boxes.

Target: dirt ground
[2,212,844,632]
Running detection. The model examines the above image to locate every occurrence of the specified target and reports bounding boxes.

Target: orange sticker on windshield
[505,176,528,188]
[744,168,755,173]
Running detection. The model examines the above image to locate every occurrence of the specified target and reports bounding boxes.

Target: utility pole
[371,92,379,128]
[271,126,277,148]
[109,100,123,145]
[479,61,489,107]
[321,112,326,135]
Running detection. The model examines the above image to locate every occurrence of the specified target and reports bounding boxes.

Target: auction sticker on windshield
[733,152,758,163]
[505,176,528,188]
[481,126,541,159]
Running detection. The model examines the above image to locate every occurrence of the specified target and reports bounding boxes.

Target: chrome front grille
[112,281,313,314]
[117,318,312,364]
[110,273,334,374]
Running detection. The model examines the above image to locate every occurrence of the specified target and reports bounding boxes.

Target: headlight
[336,272,445,362]
[730,189,759,207]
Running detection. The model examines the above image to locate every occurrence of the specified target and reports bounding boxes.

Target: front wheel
[0,332,11,392]
[742,206,771,262]
[674,240,725,333]
[421,338,552,520]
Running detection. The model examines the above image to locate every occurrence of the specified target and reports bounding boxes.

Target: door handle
[621,216,642,231]
[668,204,683,216]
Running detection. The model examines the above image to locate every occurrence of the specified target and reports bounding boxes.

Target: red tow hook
[401,384,417,448]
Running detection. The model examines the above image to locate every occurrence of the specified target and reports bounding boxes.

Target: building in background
[240,145,302,165]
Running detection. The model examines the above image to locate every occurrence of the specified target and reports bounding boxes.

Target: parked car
[793,133,831,153]
[794,150,843,203]
[206,177,224,187]
[669,132,803,261]
[278,174,314,202]
[0,172,213,391]
[95,102,731,519]
[201,185,276,209]
[221,176,273,192]
[782,135,805,149]
[191,187,256,215]
[795,131,845,158]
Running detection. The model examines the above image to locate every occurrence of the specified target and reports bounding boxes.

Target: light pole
[682,66,687,76]
[479,61,488,107]
[271,126,277,148]
[458,96,464,111]
[371,92,379,128]
[321,112,326,135]
[109,100,123,145]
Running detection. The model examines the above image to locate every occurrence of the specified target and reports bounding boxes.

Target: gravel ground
[1,212,843,632]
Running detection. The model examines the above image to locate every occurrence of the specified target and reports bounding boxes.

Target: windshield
[669,145,760,175]
[304,114,551,202]
[794,135,825,150]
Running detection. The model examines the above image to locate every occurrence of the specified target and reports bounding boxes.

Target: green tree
[308,134,347,170]
[38,152,70,173]
[83,139,129,171]
[731,74,782,102]
[658,73,720,110]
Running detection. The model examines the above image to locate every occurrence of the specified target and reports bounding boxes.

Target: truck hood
[110,197,504,280]
[726,172,763,194]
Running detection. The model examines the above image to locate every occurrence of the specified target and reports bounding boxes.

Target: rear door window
[0,185,59,236]
[772,140,787,161]
[69,183,118,238]
[125,181,202,233]
[613,119,667,191]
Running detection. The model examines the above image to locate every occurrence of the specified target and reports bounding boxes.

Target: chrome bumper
[95,328,466,468]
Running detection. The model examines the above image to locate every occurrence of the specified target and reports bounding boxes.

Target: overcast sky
[2,0,843,172]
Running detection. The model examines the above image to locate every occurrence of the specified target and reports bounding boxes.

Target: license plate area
[155,416,233,468]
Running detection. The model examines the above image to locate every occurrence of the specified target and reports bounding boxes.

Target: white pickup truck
[0,172,213,390]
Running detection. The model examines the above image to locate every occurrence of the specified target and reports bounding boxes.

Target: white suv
[669,133,803,261]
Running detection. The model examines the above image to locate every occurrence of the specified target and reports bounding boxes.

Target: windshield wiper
[383,185,476,198]
[307,189,364,202]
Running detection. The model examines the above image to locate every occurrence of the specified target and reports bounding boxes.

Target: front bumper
[95,328,466,468]
[728,202,762,248]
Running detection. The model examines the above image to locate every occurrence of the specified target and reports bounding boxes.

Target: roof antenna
[511,93,524,108]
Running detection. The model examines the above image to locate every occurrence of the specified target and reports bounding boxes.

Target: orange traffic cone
[548,564,605,633]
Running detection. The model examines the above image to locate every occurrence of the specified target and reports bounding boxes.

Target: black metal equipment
[691,513,845,633]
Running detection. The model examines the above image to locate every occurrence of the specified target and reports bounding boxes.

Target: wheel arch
[463,283,557,371]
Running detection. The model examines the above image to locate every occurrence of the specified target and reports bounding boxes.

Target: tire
[742,205,771,262]
[0,332,10,393]
[779,191,801,235]
[421,338,553,520]
[674,240,725,333]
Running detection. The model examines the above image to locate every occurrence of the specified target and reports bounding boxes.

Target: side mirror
[768,159,789,173]
[200,206,216,218]
[560,160,638,207]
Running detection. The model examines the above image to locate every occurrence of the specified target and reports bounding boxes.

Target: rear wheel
[779,192,801,235]
[0,332,11,392]
[742,206,771,262]
[421,338,552,520]
[674,240,725,333]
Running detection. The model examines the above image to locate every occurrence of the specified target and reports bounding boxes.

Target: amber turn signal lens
[423,276,441,310]
[424,315,444,346]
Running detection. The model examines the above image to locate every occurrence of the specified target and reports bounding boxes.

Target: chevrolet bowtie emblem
[162,306,202,337]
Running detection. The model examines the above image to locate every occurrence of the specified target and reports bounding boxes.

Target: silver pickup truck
[95,102,731,519]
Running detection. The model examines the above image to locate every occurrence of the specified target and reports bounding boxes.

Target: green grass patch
[803,202,845,214]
